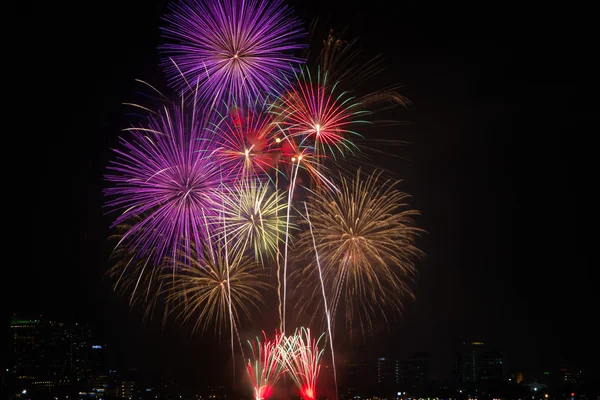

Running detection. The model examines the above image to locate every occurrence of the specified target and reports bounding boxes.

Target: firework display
[105,0,422,397]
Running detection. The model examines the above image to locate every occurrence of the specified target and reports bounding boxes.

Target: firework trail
[160,0,305,107]
[303,202,337,400]
[281,155,299,334]
[281,327,324,400]
[276,135,335,333]
[277,128,339,333]
[221,204,236,374]
[246,332,287,400]
[293,170,423,333]
[105,102,223,266]
[276,132,339,192]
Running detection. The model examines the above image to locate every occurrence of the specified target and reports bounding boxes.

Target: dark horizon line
[5,311,592,373]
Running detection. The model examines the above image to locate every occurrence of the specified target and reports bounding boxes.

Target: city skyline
[4,313,594,398]
[3,313,593,393]
[5,0,594,396]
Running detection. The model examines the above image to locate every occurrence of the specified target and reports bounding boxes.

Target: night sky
[5,0,594,391]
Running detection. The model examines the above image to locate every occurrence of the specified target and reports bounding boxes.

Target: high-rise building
[70,322,95,382]
[400,352,430,394]
[7,314,106,398]
[560,366,582,385]
[376,357,398,394]
[455,341,504,393]
[10,316,44,380]
[88,373,110,397]
[119,380,136,399]
[340,359,372,396]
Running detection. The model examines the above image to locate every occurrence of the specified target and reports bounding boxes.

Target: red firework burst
[213,106,282,181]
[272,66,367,158]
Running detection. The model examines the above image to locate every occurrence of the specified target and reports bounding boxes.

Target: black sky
[5,0,594,390]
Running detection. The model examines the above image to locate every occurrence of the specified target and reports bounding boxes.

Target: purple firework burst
[105,104,224,265]
[160,0,305,107]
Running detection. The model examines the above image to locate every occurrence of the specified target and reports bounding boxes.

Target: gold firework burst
[161,238,271,335]
[293,169,423,333]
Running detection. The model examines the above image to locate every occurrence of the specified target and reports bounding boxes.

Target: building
[88,373,111,397]
[455,341,504,394]
[399,352,430,394]
[119,380,136,399]
[9,316,45,380]
[6,314,107,399]
[339,359,372,397]
[376,357,398,395]
[560,366,583,385]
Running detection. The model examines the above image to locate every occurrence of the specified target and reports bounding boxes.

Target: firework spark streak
[246,332,286,400]
[160,0,306,106]
[303,202,337,400]
[105,104,223,265]
[282,156,300,334]
[282,327,324,400]
[276,131,339,192]
[293,170,422,333]
[222,206,236,374]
